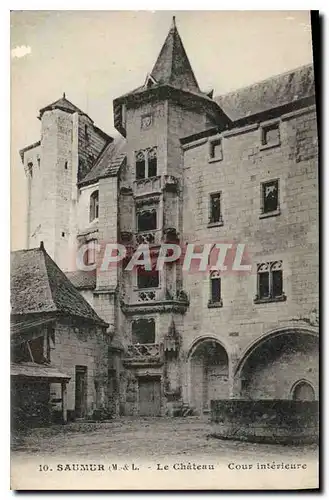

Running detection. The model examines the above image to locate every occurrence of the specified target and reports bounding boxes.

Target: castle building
[19,17,319,417]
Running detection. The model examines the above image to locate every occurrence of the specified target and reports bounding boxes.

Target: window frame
[260,178,280,218]
[208,135,223,163]
[89,190,99,223]
[208,270,223,308]
[135,147,158,180]
[132,318,156,345]
[254,261,286,304]
[136,264,160,290]
[208,191,223,227]
[260,120,281,150]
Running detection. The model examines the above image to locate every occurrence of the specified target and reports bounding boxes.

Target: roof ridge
[217,63,314,99]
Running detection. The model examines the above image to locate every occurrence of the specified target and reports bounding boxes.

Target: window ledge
[259,209,281,219]
[259,142,281,151]
[254,294,287,304]
[207,220,224,228]
[207,300,223,309]
[208,157,223,164]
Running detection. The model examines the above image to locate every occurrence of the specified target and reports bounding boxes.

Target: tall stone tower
[112,18,230,416]
[20,94,112,271]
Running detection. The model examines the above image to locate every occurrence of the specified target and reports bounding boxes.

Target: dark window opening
[137,210,157,232]
[137,266,159,289]
[132,318,155,344]
[84,124,89,140]
[64,161,68,170]
[211,275,221,303]
[136,160,146,180]
[210,192,222,224]
[148,157,157,177]
[258,272,270,299]
[90,190,99,222]
[61,232,65,238]
[27,161,33,177]
[12,334,50,364]
[262,123,280,146]
[210,139,222,160]
[262,180,279,214]
[37,158,40,168]
[256,261,284,301]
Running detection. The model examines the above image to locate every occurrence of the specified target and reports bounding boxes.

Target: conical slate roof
[11,244,107,326]
[150,17,201,94]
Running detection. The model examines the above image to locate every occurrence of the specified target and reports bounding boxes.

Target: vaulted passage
[238,330,318,400]
[189,339,229,414]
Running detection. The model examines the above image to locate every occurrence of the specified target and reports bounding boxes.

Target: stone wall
[211,399,319,444]
[181,106,319,392]
[50,319,109,416]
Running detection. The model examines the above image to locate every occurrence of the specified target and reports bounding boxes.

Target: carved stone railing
[120,289,190,315]
[133,176,162,197]
[133,175,179,198]
[123,343,163,366]
[134,229,162,246]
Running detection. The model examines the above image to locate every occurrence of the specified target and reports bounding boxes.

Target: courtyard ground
[12,416,318,462]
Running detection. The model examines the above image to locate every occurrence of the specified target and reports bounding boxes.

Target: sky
[10,10,314,250]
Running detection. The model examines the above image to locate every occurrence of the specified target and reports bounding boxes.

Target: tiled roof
[38,94,90,120]
[215,64,315,122]
[11,245,107,326]
[79,135,126,186]
[66,269,96,290]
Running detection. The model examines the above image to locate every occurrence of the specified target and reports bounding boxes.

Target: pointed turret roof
[38,93,91,120]
[149,16,201,94]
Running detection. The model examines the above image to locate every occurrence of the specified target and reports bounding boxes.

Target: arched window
[89,190,99,222]
[291,380,315,401]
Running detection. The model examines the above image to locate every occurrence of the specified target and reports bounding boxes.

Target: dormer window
[89,190,99,222]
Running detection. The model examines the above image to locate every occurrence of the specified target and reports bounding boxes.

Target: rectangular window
[137,209,157,232]
[136,159,146,180]
[211,276,221,302]
[209,138,223,161]
[132,319,155,344]
[261,122,280,147]
[261,179,279,214]
[137,266,159,289]
[256,261,285,303]
[209,192,222,224]
[86,240,97,265]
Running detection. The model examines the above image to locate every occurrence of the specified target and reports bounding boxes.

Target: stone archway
[188,338,229,414]
[235,327,318,400]
[291,379,315,401]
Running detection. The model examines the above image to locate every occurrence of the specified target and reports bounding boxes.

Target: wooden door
[138,377,161,416]
[75,366,87,418]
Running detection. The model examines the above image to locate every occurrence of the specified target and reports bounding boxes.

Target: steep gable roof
[79,135,126,186]
[149,17,201,94]
[215,63,315,122]
[11,245,107,326]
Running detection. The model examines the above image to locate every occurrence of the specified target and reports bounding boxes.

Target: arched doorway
[188,338,229,414]
[236,328,318,400]
[291,380,315,401]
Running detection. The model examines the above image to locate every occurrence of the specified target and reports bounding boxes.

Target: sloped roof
[79,135,126,186]
[11,245,107,326]
[38,93,91,120]
[215,63,315,122]
[66,269,96,290]
[150,17,201,95]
